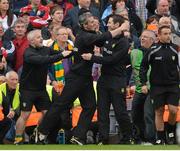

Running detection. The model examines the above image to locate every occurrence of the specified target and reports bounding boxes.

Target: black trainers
[70,136,84,145]
[30,128,47,144]
[166,132,176,144]
[155,139,166,145]
[30,127,38,144]
[32,132,47,144]
[119,138,135,144]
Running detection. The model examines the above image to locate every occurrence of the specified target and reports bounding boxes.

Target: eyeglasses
[57,33,68,35]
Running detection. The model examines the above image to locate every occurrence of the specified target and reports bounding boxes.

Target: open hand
[7,110,15,119]
[81,53,92,60]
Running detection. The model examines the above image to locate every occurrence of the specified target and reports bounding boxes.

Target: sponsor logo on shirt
[155,56,162,60]
[104,47,112,54]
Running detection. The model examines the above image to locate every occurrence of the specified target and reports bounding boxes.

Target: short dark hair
[158,25,171,34]
[112,0,126,11]
[108,14,125,26]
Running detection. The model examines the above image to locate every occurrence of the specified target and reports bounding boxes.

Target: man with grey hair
[14,29,72,144]
[0,71,19,144]
[130,29,156,144]
[154,0,180,33]
[146,0,180,23]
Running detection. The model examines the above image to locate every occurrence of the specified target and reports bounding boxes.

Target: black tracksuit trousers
[97,84,132,142]
[38,72,96,141]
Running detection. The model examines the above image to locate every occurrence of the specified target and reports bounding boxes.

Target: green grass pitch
[0,145,179,150]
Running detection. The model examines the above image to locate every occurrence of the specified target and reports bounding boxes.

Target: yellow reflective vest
[0,83,20,110]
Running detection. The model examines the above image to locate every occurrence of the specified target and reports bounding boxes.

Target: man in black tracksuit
[140,26,179,144]
[82,14,133,144]
[37,9,127,145]
[14,29,72,144]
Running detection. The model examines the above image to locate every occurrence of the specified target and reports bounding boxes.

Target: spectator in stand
[146,15,159,26]
[43,24,60,47]
[11,0,29,16]
[115,0,143,37]
[115,8,140,49]
[19,12,34,32]
[0,23,15,68]
[101,0,138,32]
[145,15,159,37]
[47,0,74,17]
[101,0,113,27]
[151,0,179,34]
[0,0,17,31]
[42,6,75,42]
[20,0,50,29]
[0,52,11,77]
[146,0,180,23]
[48,26,74,89]
[0,52,11,102]
[158,16,180,46]
[63,0,100,35]
[0,71,20,144]
[12,18,29,75]
[135,0,148,23]
[50,6,64,27]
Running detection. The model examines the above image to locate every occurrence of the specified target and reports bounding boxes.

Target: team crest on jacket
[112,43,116,48]
[121,88,125,93]
[23,102,26,107]
[172,56,175,60]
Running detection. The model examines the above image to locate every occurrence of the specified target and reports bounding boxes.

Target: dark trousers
[132,92,155,142]
[0,117,12,144]
[47,110,72,144]
[144,95,155,142]
[97,85,132,142]
[39,72,96,141]
[132,92,147,141]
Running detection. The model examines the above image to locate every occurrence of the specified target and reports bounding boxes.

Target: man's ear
[83,23,88,30]
[115,22,120,28]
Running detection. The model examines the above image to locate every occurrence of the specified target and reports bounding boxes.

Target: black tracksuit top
[71,28,112,76]
[140,42,179,87]
[91,35,130,89]
[20,45,64,91]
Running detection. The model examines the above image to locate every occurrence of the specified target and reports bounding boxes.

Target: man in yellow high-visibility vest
[0,71,20,144]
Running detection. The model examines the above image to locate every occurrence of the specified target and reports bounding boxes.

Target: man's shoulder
[150,43,161,50]
[68,6,79,14]
[90,6,100,16]
[169,43,179,53]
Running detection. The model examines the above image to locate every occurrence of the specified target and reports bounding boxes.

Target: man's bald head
[6,71,18,90]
